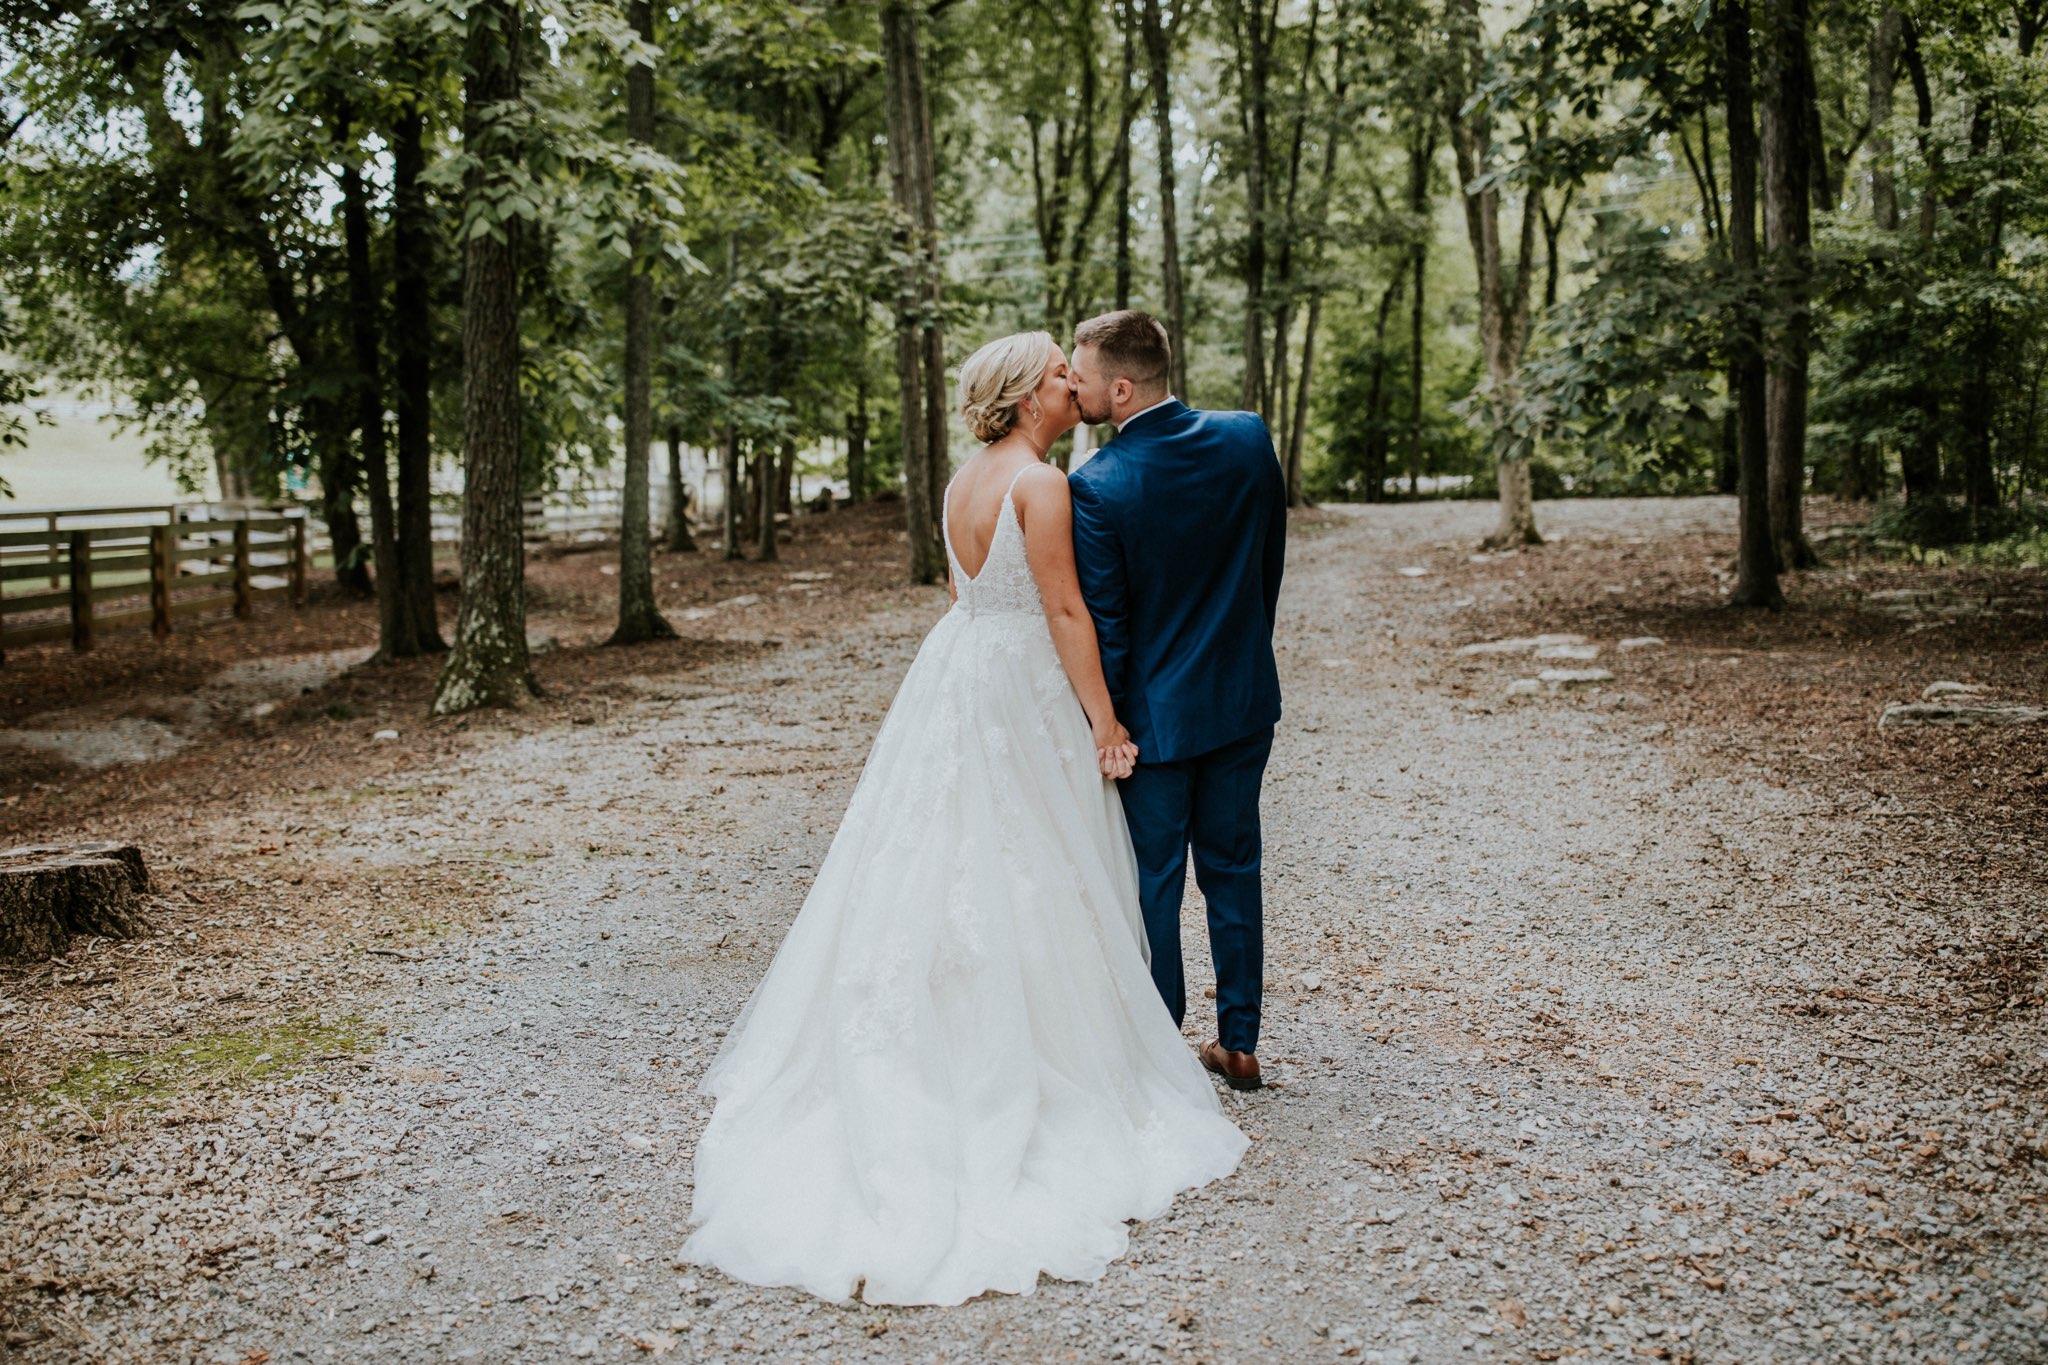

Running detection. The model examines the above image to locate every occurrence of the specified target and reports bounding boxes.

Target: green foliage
[1309,279,1486,500]
[1867,494,2048,550]
[1511,214,1730,494]
[3,0,2043,533]
[0,298,41,496]
[1809,74,2048,500]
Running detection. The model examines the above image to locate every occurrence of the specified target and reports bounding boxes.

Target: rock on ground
[1879,700,2048,728]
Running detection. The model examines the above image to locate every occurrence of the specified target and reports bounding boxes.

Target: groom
[1066,310,1286,1092]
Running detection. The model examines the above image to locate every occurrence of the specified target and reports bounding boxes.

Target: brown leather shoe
[1200,1040,1262,1091]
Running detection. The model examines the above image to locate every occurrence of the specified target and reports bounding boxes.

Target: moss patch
[35,1014,380,1115]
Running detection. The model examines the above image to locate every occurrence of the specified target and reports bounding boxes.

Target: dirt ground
[1,494,2043,1363]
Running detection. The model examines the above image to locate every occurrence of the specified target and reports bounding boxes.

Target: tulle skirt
[682,604,1248,1306]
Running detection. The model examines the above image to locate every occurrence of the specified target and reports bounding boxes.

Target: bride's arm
[1013,466,1136,771]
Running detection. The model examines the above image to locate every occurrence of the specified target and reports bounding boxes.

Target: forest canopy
[2,0,2044,694]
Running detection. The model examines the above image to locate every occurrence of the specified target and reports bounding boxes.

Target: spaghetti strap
[996,463,1037,536]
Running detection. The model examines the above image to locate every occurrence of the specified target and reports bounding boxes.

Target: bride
[682,331,1248,1307]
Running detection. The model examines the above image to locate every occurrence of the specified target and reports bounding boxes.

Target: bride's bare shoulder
[1011,460,1070,509]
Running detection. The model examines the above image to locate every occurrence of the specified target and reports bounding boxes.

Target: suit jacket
[1068,399,1286,765]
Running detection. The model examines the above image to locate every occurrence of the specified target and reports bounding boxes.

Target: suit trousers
[1115,727,1273,1055]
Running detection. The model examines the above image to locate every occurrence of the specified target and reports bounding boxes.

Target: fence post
[290,517,308,605]
[47,513,59,588]
[68,531,92,651]
[232,520,253,617]
[150,525,173,638]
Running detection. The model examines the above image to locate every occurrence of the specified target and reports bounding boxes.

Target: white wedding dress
[683,466,1248,1306]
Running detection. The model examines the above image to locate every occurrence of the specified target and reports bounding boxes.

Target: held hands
[1092,717,1139,781]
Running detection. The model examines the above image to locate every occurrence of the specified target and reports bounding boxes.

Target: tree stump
[0,842,154,961]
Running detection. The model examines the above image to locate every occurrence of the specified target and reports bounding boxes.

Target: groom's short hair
[1074,310,1171,392]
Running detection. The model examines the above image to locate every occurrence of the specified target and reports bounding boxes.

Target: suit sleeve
[1067,471,1131,714]
[1257,421,1286,636]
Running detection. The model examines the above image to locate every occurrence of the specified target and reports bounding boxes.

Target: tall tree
[1266,0,1326,494]
[1444,0,1542,547]
[390,74,446,651]
[1114,0,1135,310]
[881,0,948,584]
[609,0,675,645]
[1279,0,1362,506]
[1222,0,1280,415]
[434,0,538,714]
[1868,6,1904,235]
[1721,0,1784,608]
[1761,0,1818,568]
[720,235,744,561]
[336,97,418,660]
[1406,115,1437,500]
[1136,0,1188,396]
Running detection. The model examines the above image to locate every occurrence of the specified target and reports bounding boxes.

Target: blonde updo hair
[957,330,1054,443]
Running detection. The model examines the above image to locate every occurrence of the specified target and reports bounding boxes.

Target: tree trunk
[1899,19,1944,498]
[1953,16,2037,518]
[1280,0,1357,496]
[391,95,445,651]
[756,445,780,562]
[721,423,743,559]
[846,374,869,505]
[1362,275,1402,501]
[1842,10,1902,502]
[1232,0,1274,415]
[882,1,947,583]
[1138,0,1187,396]
[1539,186,1572,311]
[1762,0,1818,569]
[338,101,415,661]
[1264,0,1324,477]
[1408,121,1433,499]
[1288,291,1322,504]
[1869,8,1902,233]
[720,236,744,561]
[1445,0,1540,548]
[313,401,373,595]
[0,843,153,963]
[1718,366,1741,494]
[610,0,674,645]
[1721,0,1783,608]
[433,0,537,714]
[738,440,758,548]
[1684,116,1742,498]
[664,423,696,551]
[777,438,796,518]
[1114,0,1134,311]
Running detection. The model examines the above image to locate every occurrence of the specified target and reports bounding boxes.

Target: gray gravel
[5,497,2044,1362]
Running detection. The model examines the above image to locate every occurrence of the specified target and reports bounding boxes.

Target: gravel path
[7,498,2043,1363]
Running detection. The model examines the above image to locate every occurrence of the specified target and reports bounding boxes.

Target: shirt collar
[1115,394,1180,432]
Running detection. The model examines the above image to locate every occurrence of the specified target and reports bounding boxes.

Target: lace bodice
[944,467,1046,617]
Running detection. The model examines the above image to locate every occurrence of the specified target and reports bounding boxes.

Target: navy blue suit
[1069,399,1285,1054]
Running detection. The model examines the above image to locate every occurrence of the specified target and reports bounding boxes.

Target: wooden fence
[0,482,696,663]
[0,509,307,662]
